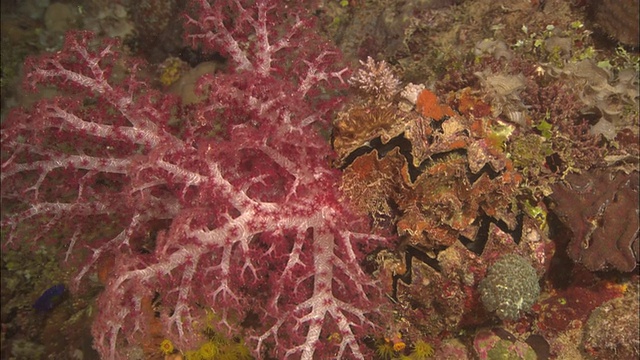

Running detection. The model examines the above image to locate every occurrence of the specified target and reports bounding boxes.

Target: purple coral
[550,169,639,272]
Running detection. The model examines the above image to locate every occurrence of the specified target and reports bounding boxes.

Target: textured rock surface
[582,290,640,360]
[590,0,640,46]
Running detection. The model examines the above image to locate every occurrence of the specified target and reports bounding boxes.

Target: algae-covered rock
[582,290,640,360]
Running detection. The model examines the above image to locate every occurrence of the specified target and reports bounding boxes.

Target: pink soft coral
[0,1,388,358]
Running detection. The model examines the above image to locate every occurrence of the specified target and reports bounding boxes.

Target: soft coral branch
[1,1,388,359]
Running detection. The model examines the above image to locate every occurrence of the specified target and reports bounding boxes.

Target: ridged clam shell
[503,110,527,126]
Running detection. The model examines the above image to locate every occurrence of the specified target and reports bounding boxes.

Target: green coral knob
[479,254,540,320]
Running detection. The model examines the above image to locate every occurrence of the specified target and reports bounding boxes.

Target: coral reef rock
[582,290,640,360]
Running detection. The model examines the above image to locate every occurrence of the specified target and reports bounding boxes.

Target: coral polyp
[410,340,435,359]
[375,341,397,360]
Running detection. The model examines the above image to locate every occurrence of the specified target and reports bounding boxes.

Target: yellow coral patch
[160,339,175,355]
